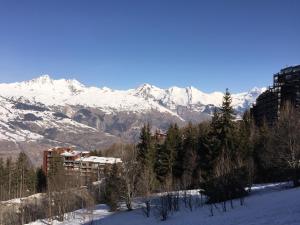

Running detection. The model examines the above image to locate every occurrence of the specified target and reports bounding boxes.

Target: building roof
[77,156,122,164]
[61,150,81,157]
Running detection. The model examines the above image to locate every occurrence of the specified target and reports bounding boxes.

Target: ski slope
[28,183,300,225]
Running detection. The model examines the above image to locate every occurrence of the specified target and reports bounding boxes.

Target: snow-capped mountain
[0,75,265,116]
[0,75,265,165]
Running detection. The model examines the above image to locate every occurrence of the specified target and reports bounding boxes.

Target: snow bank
[27,183,300,225]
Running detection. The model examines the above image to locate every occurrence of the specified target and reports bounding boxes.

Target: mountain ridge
[0,75,266,165]
[0,75,266,116]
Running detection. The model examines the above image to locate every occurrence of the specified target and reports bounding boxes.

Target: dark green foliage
[0,153,37,201]
[181,122,198,188]
[137,123,155,168]
[104,163,124,211]
[155,124,181,185]
[199,90,252,203]
[36,167,47,193]
[171,124,184,181]
[15,152,36,197]
[201,167,249,203]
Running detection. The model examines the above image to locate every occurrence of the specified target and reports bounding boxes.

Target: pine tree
[104,163,123,211]
[5,157,13,199]
[155,125,180,187]
[36,167,47,193]
[200,108,222,179]
[219,89,235,156]
[16,152,36,197]
[137,123,154,169]
[201,89,249,203]
[182,122,198,188]
[171,124,184,182]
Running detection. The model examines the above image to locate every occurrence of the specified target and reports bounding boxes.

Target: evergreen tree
[36,167,47,193]
[201,90,249,203]
[5,157,13,199]
[16,152,36,197]
[155,125,180,187]
[104,163,123,211]
[137,123,154,169]
[253,121,271,182]
[219,89,236,157]
[181,122,198,188]
[171,124,184,182]
[199,109,221,181]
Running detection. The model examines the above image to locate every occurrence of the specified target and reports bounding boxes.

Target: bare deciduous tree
[268,102,300,186]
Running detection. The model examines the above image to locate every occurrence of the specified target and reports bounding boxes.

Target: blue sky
[0,0,299,92]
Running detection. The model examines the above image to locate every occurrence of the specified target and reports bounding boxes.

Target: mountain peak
[29,74,53,84]
[24,75,86,90]
[249,86,267,93]
[137,83,157,90]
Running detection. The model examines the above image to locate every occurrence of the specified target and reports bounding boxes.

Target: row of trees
[134,89,253,205]
[104,89,300,213]
[0,153,46,201]
[1,89,299,222]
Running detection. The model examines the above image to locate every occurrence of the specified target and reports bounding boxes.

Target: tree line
[1,89,299,223]
[0,152,46,201]
[104,89,300,214]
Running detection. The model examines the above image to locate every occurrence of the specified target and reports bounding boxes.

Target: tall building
[43,147,122,179]
[251,65,300,125]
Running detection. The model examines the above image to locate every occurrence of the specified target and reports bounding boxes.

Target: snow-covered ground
[28,183,300,225]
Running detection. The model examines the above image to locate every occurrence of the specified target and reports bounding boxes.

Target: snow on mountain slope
[0,75,265,163]
[0,95,103,142]
[0,75,265,117]
[0,96,44,142]
[0,95,121,165]
[0,75,178,117]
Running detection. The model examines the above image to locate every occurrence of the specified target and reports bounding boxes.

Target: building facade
[251,65,300,125]
[43,147,122,179]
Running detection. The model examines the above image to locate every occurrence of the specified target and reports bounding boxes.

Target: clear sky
[0,0,299,92]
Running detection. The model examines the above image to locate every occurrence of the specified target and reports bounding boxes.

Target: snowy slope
[0,75,265,162]
[0,95,120,165]
[0,75,178,117]
[0,95,106,142]
[28,183,300,225]
[0,75,265,116]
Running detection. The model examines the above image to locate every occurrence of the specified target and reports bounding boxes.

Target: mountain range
[0,75,265,165]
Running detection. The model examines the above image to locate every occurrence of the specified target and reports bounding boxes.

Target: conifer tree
[155,124,180,187]
[171,124,184,182]
[136,123,158,212]
[6,157,13,199]
[16,152,36,197]
[219,89,235,156]
[104,163,123,211]
[137,123,154,169]
[36,167,47,193]
[201,89,249,203]
[182,122,198,188]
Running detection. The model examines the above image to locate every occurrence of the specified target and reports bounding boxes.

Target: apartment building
[251,65,300,125]
[43,147,122,178]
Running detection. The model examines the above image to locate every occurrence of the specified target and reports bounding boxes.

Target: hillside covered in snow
[0,75,265,164]
[0,75,265,116]
[27,183,300,225]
